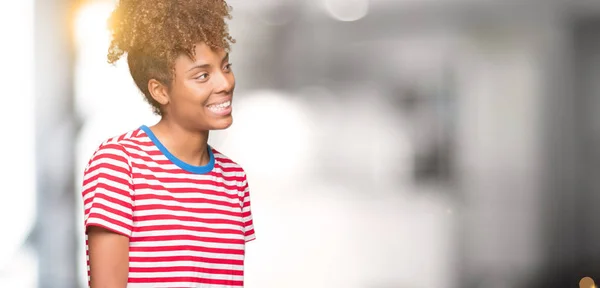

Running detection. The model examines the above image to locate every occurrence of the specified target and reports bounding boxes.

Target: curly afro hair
[106,0,235,115]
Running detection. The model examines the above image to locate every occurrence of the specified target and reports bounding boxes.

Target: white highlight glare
[0,0,36,288]
[324,0,369,22]
[74,2,113,51]
[0,1,36,286]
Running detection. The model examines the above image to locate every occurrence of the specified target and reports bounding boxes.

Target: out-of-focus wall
[34,0,80,287]
[455,24,548,287]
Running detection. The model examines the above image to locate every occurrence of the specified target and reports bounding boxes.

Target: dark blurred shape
[531,12,600,288]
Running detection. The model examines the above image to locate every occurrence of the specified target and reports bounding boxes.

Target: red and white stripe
[82,128,255,287]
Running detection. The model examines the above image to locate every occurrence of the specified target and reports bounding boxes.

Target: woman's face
[161,42,236,131]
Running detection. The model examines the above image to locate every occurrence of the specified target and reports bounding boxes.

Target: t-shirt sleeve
[81,142,134,238]
[240,176,256,243]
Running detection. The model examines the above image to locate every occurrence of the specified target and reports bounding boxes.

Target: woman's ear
[148,79,170,106]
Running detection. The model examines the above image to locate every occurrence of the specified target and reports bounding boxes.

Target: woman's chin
[209,116,233,130]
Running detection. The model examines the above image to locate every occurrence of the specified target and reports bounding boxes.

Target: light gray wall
[33,0,79,287]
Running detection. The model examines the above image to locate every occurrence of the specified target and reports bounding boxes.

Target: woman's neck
[150,118,211,167]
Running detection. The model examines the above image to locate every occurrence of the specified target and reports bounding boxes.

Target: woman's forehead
[176,43,227,68]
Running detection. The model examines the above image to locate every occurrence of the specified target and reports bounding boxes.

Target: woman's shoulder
[99,126,147,147]
[87,127,149,163]
[210,147,247,176]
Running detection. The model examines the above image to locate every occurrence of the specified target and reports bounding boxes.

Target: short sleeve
[240,176,256,243]
[81,143,134,238]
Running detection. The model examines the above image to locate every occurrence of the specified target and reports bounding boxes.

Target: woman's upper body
[84,126,255,287]
[82,0,254,287]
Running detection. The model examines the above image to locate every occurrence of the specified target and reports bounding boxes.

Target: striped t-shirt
[81,125,255,287]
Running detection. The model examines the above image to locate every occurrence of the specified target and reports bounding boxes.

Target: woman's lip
[206,98,232,107]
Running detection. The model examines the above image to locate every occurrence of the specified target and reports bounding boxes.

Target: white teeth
[208,101,231,111]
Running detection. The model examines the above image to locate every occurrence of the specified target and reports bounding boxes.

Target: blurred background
[2,0,600,287]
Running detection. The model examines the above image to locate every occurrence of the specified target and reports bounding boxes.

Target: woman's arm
[87,226,130,288]
[82,142,135,288]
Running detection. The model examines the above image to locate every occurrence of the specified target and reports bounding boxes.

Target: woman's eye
[224,63,233,72]
[196,73,209,80]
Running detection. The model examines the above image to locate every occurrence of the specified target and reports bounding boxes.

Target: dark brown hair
[107,0,235,115]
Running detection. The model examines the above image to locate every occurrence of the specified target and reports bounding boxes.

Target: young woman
[81,0,255,287]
